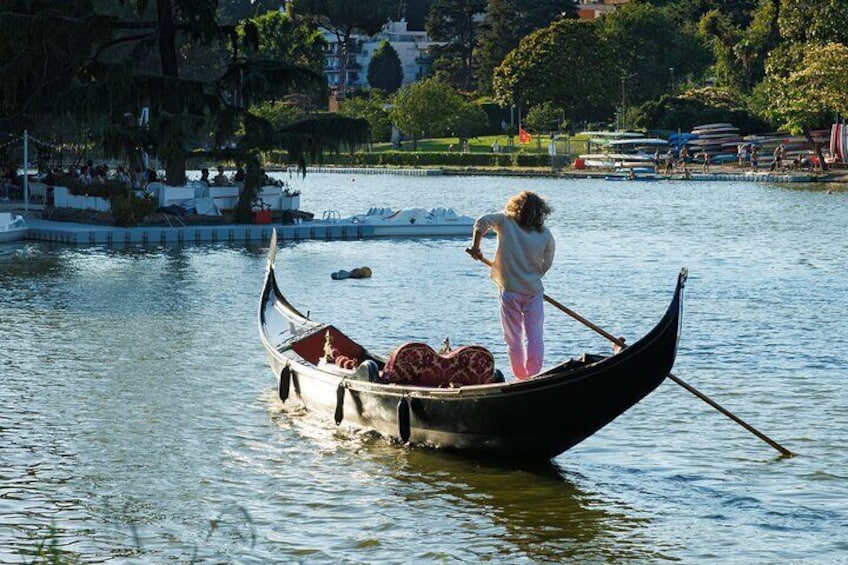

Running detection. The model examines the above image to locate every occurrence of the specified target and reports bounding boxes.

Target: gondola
[259,231,686,460]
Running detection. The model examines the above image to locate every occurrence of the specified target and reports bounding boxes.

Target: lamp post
[669,67,675,91]
[620,72,628,130]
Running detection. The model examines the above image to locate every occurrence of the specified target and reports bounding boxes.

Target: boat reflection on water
[267,400,677,562]
[386,449,678,563]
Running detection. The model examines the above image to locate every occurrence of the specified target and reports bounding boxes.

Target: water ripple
[1,175,846,563]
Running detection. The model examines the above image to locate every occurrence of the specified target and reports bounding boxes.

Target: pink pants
[499,290,544,380]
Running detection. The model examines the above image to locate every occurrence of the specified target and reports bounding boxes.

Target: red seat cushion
[383,342,496,387]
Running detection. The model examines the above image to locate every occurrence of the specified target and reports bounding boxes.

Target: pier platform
[23,217,373,246]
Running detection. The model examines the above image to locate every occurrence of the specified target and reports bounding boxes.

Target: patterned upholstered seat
[382,342,496,387]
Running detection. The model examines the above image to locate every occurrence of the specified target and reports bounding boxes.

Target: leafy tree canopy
[339,96,393,142]
[633,86,770,133]
[524,102,562,133]
[753,42,848,133]
[493,19,616,123]
[598,2,710,105]
[449,101,488,143]
[239,9,327,72]
[389,77,464,148]
[777,0,848,45]
[474,0,576,94]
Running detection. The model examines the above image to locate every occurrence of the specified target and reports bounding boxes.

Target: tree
[1,0,224,186]
[493,19,616,124]
[0,1,94,134]
[697,10,743,90]
[219,0,285,22]
[754,41,848,167]
[633,87,770,133]
[449,101,488,145]
[403,0,436,31]
[763,42,848,124]
[777,0,848,45]
[292,0,390,100]
[339,96,393,143]
[524,102,562,133]
[251,101,307,131]
[0,1,369,223]
[389,77,463,149]
[734,0,781,92]
[367,41,403,93]
[635,0,759,28]
[239,9,327,72]
[598,2,710,106]
[426,0,486,91]
[474,0,576,94]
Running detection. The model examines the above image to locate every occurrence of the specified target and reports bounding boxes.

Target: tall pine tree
[426,0,486,91]
[367,41,404,93]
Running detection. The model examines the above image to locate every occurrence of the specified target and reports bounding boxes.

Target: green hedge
[266,151,555,168]
[67,179,158,227]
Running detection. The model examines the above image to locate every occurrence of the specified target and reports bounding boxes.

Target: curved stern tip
[268,229,278,267]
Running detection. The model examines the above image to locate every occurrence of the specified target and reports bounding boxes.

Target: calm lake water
[1,173,847,563]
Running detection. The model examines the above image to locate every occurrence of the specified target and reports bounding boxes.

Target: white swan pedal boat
[325,207,475,237]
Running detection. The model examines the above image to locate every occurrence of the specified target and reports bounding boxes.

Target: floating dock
[579,171,816,182]
[304,166,443,176]
[689,172,815,182]
[24,218,374,246]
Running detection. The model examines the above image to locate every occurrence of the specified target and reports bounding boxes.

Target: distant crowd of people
[644,140,816,177]
[32,160,161,193]
[0,160,259,203]
[196,164,245,187]
[736,141,812,171]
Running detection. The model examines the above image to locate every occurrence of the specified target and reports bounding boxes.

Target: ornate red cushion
[383,342,496,387]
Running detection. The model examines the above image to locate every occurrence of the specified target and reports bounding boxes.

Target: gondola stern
[259,230,279,329]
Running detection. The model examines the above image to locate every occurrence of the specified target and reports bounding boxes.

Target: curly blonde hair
[504,191,552,232]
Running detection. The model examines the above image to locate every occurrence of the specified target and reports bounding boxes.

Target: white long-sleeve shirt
[474,212,555,295]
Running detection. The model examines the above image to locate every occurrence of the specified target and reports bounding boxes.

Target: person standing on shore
[679,145,690,173]
[771,143,786,171]
[467,191,556,380]
[664,149,675,174]
[697,149,710,172]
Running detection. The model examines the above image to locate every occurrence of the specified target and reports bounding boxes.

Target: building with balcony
[322,19,443,93]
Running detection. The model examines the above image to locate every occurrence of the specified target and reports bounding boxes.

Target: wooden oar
[466,249,794,458]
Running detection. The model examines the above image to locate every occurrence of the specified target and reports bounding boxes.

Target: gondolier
[467,191,556,380]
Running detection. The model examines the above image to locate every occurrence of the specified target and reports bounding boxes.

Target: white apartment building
[322,19,442,92]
